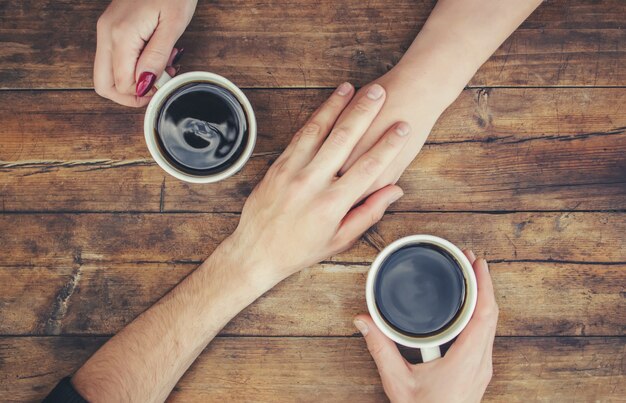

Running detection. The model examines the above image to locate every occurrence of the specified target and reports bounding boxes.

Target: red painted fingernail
[172,47,184,65]
[136,72,156,97]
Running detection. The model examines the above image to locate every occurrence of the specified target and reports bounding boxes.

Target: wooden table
[1,1,624,401]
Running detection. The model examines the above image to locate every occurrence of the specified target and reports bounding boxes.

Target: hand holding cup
[354,251,499,403]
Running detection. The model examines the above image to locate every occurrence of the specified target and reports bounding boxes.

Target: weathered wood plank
[0,262,623,337]
[1,89,625,212]
[0,1,624,88]
[1,337,623,402]
[0,213,623,267]
[2,89,625,160]
[3,134,624,212]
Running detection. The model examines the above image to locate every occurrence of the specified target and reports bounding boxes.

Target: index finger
[111,35,143,95]
[307,84,386,176]
[94,28,151,107]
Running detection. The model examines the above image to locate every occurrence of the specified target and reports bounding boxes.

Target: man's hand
[94,0,197,106]
[231,82,411,282]
[65,83,411,402]
[354,251,499,403]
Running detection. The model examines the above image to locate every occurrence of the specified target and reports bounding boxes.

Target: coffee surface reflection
[156,83,248,175]
[374,245,466,336]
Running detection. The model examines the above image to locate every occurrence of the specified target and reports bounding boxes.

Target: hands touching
[339,67,454,192]
[69,83,413,402]
[354,252,499,403]
[94,0,197,106]
[229,82,410,283]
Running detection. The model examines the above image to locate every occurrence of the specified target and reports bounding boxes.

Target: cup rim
[144,71,257,184]
[365,235,478,348]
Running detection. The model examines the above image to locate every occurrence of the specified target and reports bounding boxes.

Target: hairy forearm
[71,235,276,403]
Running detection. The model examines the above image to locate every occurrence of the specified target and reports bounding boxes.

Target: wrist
[204,232,284,295]
[391,33,481,109]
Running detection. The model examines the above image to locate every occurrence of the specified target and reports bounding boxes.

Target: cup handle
[154,71,173,90]
[420,346,441,362]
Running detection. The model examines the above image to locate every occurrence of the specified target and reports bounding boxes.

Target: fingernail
[353,319,369,336]
[395,122,411,136]
[389,191,404,205]
[467,250,476,261]
[172,47,185,65]
[136,72,156,97]
[366,84,384,100]
[336,82,352,96]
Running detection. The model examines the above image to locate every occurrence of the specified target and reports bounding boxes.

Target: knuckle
[384,133,402,148]
[270,160,289,179]
[321,192,342,212]
[110,21,132,43]
[325,96,345,111]
[329,128,350,147]
[147,47,171,60]
[333,236,357,254]
[318,190,342,216]
[368,209,384,225]
[352,98,372,114]
[96,15,109,31]
[367,341,386,358]
[94,84,111,98]
[359,155,382,176]
[94,85,106,97]
[292,170,314,188]
[300,122,322,139]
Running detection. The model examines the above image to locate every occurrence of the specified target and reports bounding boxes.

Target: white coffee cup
[144,71,257,183]
[365,235,478,362]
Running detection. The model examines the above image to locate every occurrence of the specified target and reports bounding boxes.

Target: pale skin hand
[70,83,412,402]
[94,0,197,107]
[340,0,544,191]
[354,251,499,403]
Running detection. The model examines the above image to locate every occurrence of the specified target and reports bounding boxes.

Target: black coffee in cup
[155,82,248,175]
[374,244,466,336]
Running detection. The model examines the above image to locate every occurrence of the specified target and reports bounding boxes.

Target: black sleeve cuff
[42,377,88,403]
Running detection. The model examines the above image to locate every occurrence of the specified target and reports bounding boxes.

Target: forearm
[342,0,542,181]
[71,235,277,403]
[397,0,543,110]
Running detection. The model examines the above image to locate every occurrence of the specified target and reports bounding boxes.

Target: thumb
[135,23,181,96]
[354,314,411,380]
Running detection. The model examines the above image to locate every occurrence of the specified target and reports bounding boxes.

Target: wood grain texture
[2,88,625,212]
[0,262,623,337]
[2,88,625,160]
[0,0,624,88]
[0,212,624,266]
[1,336,623,402]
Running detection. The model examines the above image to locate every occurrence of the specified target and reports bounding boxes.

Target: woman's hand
[353,252,499,403]
[339,66,460,194]
[94,0,197,107]
[230,82,411,283]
